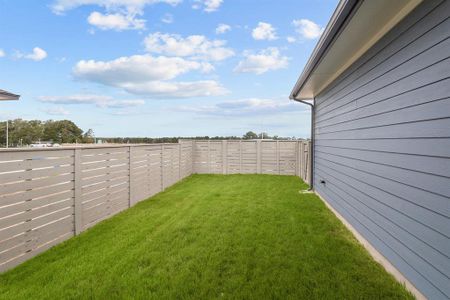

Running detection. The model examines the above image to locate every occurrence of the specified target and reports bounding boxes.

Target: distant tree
[0,119,44,146]
[26,120,45,143]
[43,120,83,143]
[243,131,258,139]
[258,132,270,139]
[83,129,95,143]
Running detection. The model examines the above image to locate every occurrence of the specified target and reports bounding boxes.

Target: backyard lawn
[0,174,413,299]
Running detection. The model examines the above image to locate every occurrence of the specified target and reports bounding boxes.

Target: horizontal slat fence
[0,142,193,271]
[0,139,308,271]
[0,149,76,271]
[192,140,311,183]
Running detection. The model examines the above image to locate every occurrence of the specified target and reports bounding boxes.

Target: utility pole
[6,120,8,148]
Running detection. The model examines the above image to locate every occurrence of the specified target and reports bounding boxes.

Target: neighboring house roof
[0,89,20,101]
[290,0,423,101]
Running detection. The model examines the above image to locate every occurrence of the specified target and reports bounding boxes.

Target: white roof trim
[0,89,20,101]
[290,0,423,101]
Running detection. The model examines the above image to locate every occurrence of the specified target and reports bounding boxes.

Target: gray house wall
[313,0,450,299]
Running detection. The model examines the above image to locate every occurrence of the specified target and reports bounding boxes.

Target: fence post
[222,140,227,174]
[256,140,261,174]
[161,144,165,191]
[128,146,133,207]
[295,141,299,177]
[298,140,303,180]
[307,140,312,185]
[239,140,242,173]
[301,141,305,179]
[207,140,211,174]
[178,143,182,180]
[276,140,280,175]
[191,140,195,174]
[74,148,83,235]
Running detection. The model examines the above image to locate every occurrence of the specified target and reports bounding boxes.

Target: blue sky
[0,0,338,138]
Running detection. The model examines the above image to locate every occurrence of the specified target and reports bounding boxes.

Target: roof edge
[0,89,21,101]
[289,0,360,100]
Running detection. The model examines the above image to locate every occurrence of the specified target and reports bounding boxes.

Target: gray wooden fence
[0,139,309,271]
[192,140,311,183]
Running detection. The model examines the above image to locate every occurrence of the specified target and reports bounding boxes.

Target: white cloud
[0,49,5,57]
[74,54,213,83]
[87,11,145,31]
[43,106,71,116]
[161,13,174,24]
[39,94,108,105]
[103,99,145,108]
[15,47,48,61]
[51,0,179,31]
[234,47,289,75]
[252,22,277,41]
[176,98,304,116]
[286,36,296,43]
[144,32,234,61]
[119,80,228,98]
[292,19,323,39]
[38,94,145,108]
[51,0,181,15]
[109,109,147,116]
[192,0,223,12]
[215,23,231,34]
[72,54,228,98]
[27,47,48,61]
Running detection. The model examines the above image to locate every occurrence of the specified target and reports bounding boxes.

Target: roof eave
[290,0,423,101]
[289,0,360,101]
[0,90,21,101]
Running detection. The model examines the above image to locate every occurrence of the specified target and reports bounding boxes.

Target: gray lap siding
[313,0,450,299]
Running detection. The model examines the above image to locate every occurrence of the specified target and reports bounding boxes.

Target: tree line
[0,119,92,147]
[0,119,302,147]
[99,131,300,144]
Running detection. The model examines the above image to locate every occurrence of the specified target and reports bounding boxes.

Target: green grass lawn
[0,174,413,299]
